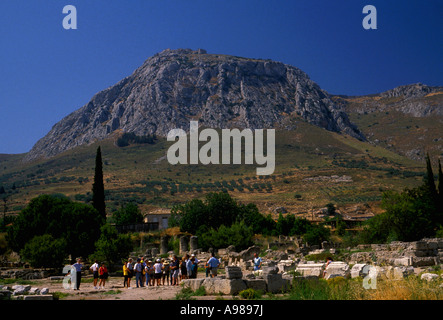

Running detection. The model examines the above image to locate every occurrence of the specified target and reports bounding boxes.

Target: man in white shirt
[153,259,163,286]
[90,260,99,289]
[134,258,143,288]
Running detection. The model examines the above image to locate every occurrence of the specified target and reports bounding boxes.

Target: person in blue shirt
[253,253,262,271]
[207,252,220,278]
[72,258,83,290]
[170,255,180,286]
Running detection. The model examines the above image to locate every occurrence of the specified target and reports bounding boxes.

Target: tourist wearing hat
[162,259,170,285]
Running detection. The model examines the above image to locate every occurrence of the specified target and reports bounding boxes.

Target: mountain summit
[25,48,364,161]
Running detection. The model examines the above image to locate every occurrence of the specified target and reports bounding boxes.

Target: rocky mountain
[338,83,443,117]
[25,48,364,161]
[336,83,443,161]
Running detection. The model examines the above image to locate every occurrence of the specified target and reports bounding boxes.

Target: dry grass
[357,277,443,300]
[286,275,442,300]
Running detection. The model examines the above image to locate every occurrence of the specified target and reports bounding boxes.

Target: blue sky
[0,0,442,154]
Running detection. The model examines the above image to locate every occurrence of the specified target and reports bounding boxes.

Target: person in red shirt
[98,262,109,289]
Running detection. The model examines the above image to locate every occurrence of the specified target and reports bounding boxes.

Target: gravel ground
[23,273,221,300]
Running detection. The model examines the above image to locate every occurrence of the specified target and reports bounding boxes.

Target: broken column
[190,236,198,253]
[160,236,168,255]
[179,236,188,255]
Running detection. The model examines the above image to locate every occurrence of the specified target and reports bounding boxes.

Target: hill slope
[335,83,443,161]
[1,51,441,220]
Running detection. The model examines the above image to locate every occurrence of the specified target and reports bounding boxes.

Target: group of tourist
[122,252,221,289]
[69,251,264,291]
[69,258,109,290]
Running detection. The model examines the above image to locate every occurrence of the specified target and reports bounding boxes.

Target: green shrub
[239,288,262,299]
[197,221,254,251]
[20,234,67,268]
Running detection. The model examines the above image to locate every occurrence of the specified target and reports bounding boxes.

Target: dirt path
[27,274,218,300]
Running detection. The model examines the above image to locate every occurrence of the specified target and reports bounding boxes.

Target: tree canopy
[360,155,443,243]
[7,194,104,260]
[170,192,275,235]
[112,203,144,225]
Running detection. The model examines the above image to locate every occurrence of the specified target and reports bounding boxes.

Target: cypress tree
[438,159,443,199]
[424,153,437,199]
[92,146,106,222]
[438,159,443,219]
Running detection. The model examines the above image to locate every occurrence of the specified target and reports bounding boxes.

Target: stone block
[371,244,388,251]
[29,287,40,294]
[324,262,350,279]
[40,288,49,295]
[23,295,53,300]
[296,263,325,278]
[393,257,413,266]
[202,278,247,295]
[244,279,267,292]
[0,290,12,299]
[264,273,290,293]
[252,269,263,277]
[421,273,439,281]
[409,241,427,251]
[350,264,368,278]
[181,279,205,291]
[277,260,296,273]
[427,241,438,250]
[261,266,279,275]
[389,241,409,251]
[12,285,31,295]
[413,256,437,267]
[225,266,243,279]
[392,266,414,279]
[238,246,261,261]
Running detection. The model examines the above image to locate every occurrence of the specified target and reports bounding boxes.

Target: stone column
[179,236,188,255]
[160,236,169,255]
[190,236,198,252]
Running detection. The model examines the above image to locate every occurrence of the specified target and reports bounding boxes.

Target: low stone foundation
[182,266,291,295]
